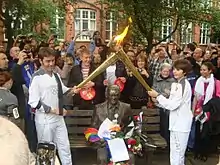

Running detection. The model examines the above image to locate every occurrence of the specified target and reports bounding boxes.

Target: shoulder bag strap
[53,73,63,115]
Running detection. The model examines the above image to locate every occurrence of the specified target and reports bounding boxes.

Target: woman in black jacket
[126,54,153,109]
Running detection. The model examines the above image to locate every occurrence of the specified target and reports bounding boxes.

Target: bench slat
[144,109,159,116]
[143,116,160,124]
[66,110,93,117]
[67,127,88,134]
[69,137,93,148]
[131,108,159,116]
[65,118,92,125]
[148,134,167,148]
[142,124,160,132]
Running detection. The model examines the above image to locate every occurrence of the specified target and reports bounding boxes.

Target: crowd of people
[0,30,220,165]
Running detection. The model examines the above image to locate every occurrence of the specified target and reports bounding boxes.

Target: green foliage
[1,0,69,49]
[101,0,216,51]
[208,9,220,43]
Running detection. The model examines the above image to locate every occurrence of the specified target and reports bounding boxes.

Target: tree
[0,0,69,51]
[206,8,220,43]
[101,0,211,52]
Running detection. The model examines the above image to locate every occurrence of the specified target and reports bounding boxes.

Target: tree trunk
[4,9,14,52]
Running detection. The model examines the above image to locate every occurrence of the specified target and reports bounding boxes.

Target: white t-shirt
[28,68,69,124]
[106,65,117,85]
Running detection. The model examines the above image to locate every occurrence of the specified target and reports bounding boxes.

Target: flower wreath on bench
[84,112,150,165]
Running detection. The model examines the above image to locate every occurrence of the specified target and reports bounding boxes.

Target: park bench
[131,108,167,165]
[65,110,93,148]
[65,107,167,164]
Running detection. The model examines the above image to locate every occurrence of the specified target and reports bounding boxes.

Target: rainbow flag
[84,128,101,142]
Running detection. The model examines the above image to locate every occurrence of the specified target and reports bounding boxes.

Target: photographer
[89,31,105,55]
[18,45,37,152]
[48,34,57,50]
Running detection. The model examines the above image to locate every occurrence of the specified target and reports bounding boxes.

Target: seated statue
[92,85,135,165]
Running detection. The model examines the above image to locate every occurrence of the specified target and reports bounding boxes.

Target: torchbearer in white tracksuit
[148,59,193,165]
[28,47,80,165]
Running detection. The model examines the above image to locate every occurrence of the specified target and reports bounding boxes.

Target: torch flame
[114,17,132,45]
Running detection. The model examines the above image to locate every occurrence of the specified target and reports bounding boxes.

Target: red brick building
[63,0,118,48]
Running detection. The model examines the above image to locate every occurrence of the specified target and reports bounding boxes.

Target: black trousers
[159,108,170,146]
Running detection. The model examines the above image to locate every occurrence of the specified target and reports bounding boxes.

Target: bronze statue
[92,85,134,165]
[92,85,132,128]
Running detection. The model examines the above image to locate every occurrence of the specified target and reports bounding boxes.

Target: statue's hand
[93,139,106,148]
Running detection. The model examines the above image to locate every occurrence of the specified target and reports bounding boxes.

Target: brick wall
[65,0,104,48]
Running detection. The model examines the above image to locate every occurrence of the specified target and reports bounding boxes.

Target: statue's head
[106,85,120,105]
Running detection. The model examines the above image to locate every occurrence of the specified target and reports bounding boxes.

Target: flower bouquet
[84,112,145,165]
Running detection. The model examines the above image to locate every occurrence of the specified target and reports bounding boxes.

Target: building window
[181,22,193,44]
[75,9,96,41]
[54,9,65,39]
[105,12,117,41]
[213,1,220,8]
[3,30,7,41]
[200,23,211,44]
[4,18,26,41]
[201,0,212,9]
[161,19,173,42]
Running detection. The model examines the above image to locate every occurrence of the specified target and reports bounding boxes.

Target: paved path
[73,149,219,165]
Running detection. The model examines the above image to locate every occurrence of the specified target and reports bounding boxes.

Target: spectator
[193,62,217,159]
[90,31,104,55]
[0,71,21,127]
[185,56,200,90]
[149,46,172,78]
[193,48,203,66]
[0,117,35,165]
[8,46,20,69]
[152,63,175,145]
[0,50,26,132]
[214,56,220,80]
[203,50,211,62]
[68,49,105,109]
[127,54,153,109]
[0,51,9,70]
[193,62,216,116]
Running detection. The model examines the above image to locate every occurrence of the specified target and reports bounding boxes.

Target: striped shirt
[81,64,90,80]
[149,57,172,78]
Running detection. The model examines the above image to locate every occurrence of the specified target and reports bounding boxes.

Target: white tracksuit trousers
[35,118,72,165]
[170,131,190,165]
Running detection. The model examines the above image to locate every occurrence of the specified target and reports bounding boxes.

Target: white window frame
[161,18,173,43]
[213,1,220,8]
[181,22,193,44]
[75,9,96,41]
[201,0,212,9]
[55,9,65,40]
[3,30,8,42]
[4,17,26,42]
[200,23,211,45]
[105,12,118,41]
